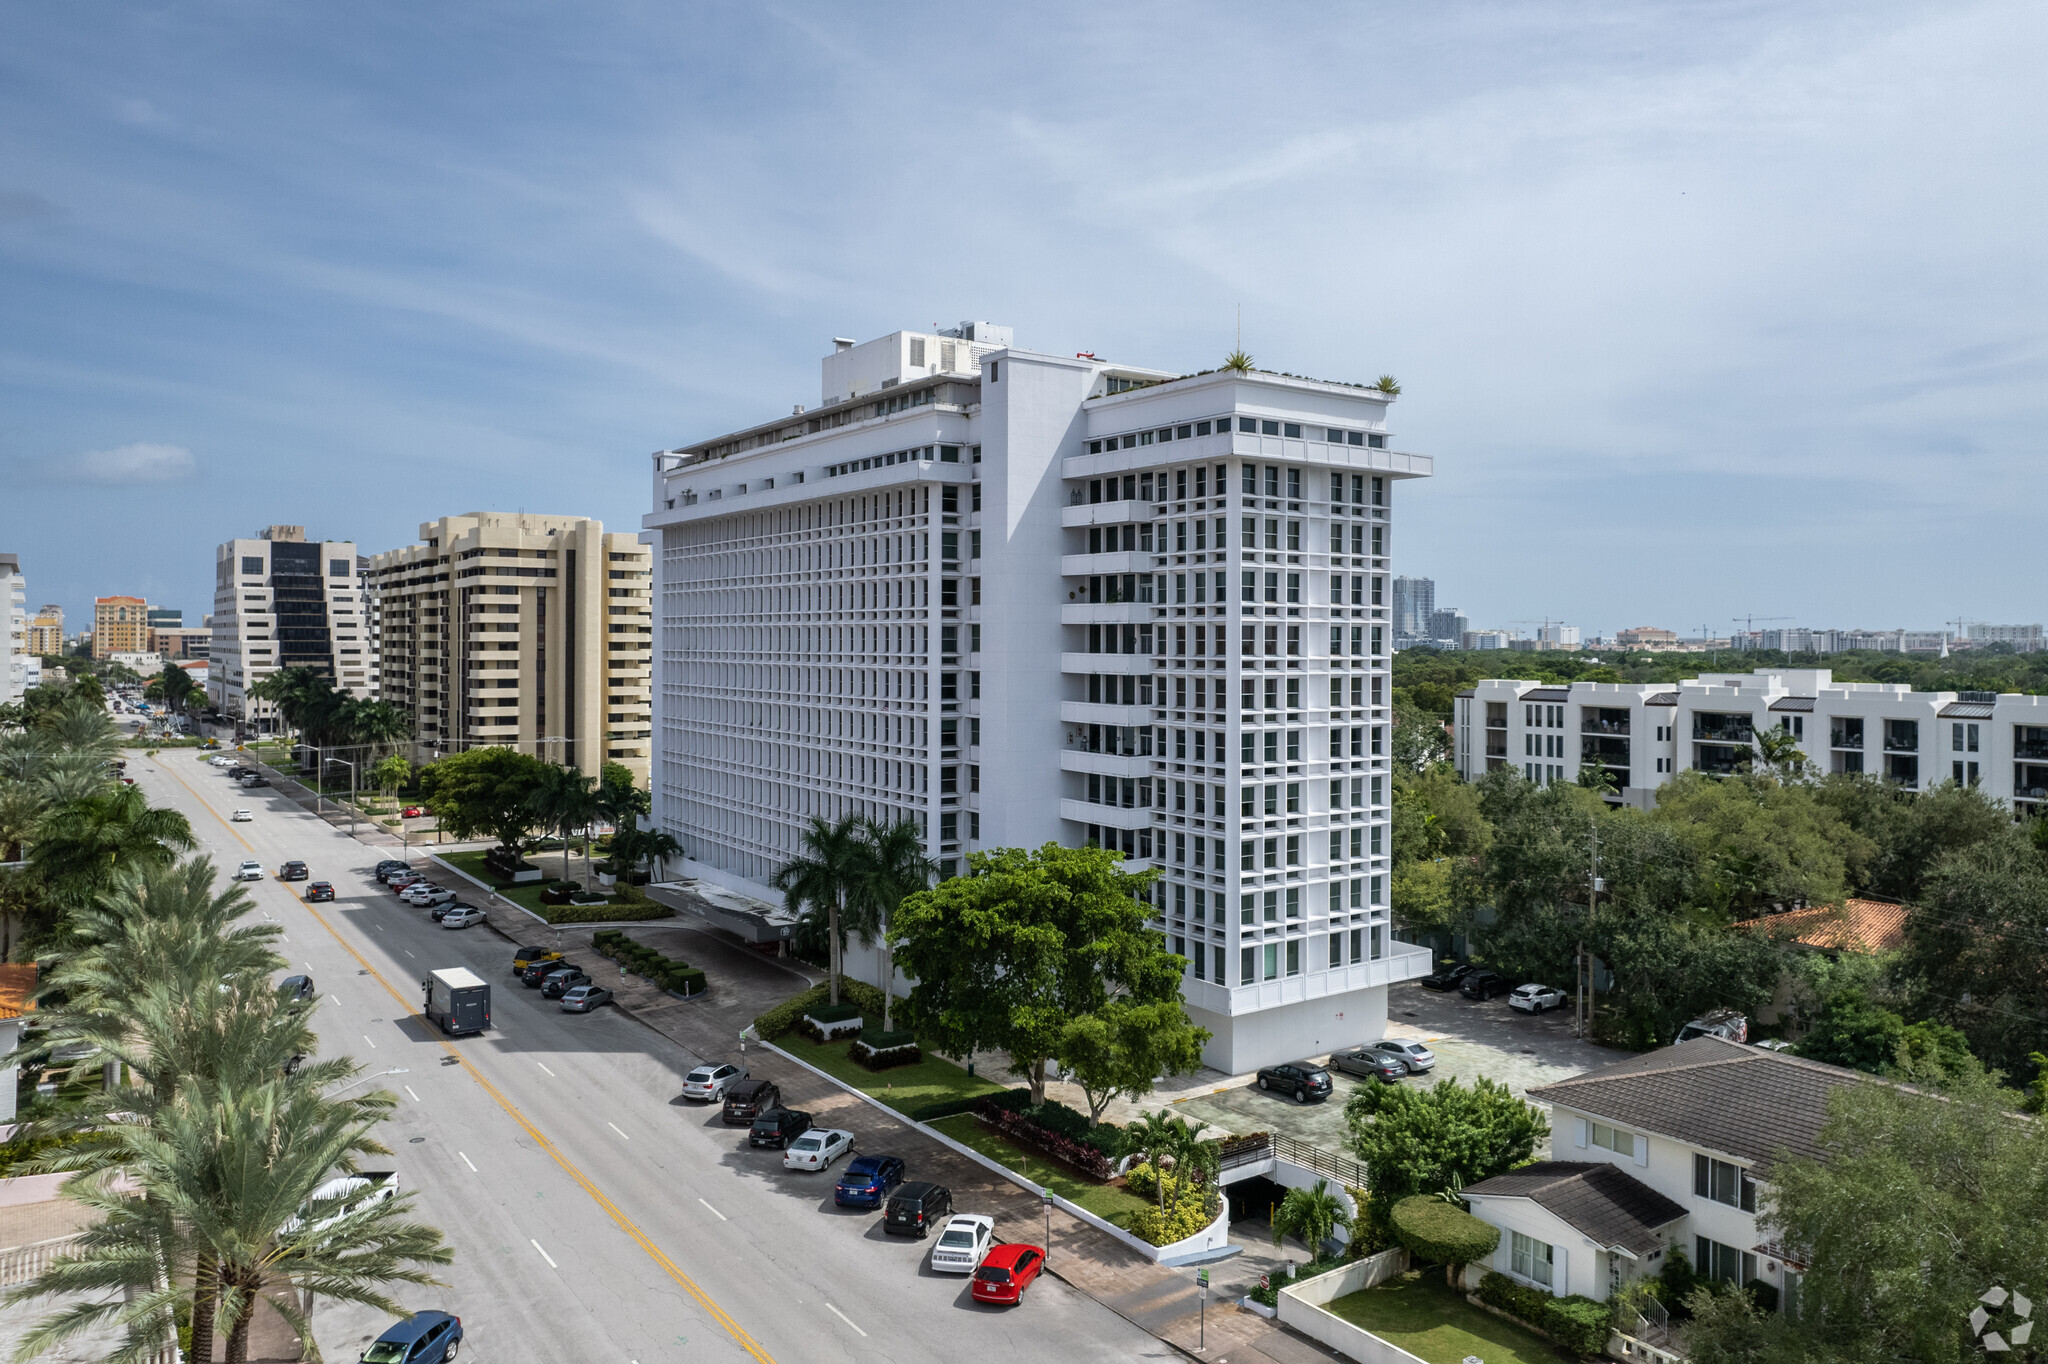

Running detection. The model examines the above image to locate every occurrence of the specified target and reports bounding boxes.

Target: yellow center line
[159,758,778,1364]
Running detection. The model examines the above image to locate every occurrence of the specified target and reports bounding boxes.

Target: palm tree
[1223,349,1255,373]
[1373,374,1401,396]
[1118,1111,1183,1215]
[37,696,119,759]
[29,785,194,921]
[524,764,599,889]
[1271,1178,1352,1258]
[772,814,863,1006]
[36,748,117,805]
[0,782,46,863]
[846,817,936,1033]
[0,730,51,784]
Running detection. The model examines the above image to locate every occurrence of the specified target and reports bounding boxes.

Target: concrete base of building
[1185,984,1391,1075]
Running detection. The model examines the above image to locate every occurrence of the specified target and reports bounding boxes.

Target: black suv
[1420,962,1474,992]
[723,1079,780,1125]
[884,1182,953,1237]
[1255,1061,1334,1103]
[1460,970,1512,1000]
[520,958,576,987]
[278,861,309,882]
[374,859,411,883]
[748,1107,812,1149]
[540,967,591,999]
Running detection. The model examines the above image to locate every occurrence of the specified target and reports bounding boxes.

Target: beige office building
[367,513,652,786]
[25,604,64,657]
[94,596,150,659]
[208,526,372,733]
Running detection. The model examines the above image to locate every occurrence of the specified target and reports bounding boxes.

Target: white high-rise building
[644,324,1437,1071]
[0,554,26,706]
[207,526,371,734]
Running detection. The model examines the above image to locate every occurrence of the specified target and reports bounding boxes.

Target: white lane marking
[363,1035,377,1049]
[537,1062,555,1077]
[697,1198,727,1221]
[826,1303,867,1337]
[404,1086,421,1102]
[458,1151,477,1172]
[530,1239,558,1270]
[607,1122,630,1140]
[403,950,415,959]
[304,963,314,970]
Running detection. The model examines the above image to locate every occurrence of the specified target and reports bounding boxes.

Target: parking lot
[1168,979,1631,1155]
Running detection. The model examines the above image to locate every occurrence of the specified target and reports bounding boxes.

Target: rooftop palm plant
[1224,350,1255,373]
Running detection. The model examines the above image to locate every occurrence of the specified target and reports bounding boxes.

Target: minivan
[884,1181,953,1237]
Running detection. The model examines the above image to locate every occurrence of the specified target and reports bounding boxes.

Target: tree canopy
[416,745,551,849]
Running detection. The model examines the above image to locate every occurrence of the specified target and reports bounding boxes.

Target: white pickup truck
[278,1170,400,1240]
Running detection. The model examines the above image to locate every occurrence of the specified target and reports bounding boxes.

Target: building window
[1589,1123,1636,1159]
[1694,1154,1756,1211]
[1510,1231,1554,1289]
[1695,1236,1756,1288]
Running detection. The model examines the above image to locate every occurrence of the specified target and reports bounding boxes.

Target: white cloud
[53,442,197,484]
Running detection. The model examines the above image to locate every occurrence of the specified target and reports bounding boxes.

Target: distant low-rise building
[1615,626,1678,648]
[1455,666,2048,810]
[148,625,211,660]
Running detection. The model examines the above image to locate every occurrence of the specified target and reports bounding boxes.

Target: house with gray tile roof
[1458,1037,1869,1310]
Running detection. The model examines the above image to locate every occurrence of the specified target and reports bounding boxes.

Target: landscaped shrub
[1126,1193,1218,1247]
[1742,1277,1778,1313]
[750,979,900,1039]
[863,1028,916,1050]
[587,932,699,990]
[810,1002,862,1025]
[1478,1269,1549,1321]
[1476,1273,1611,1359]
[906,1094,995,1123]
[971,1095,1113,1179]
[849,1037,921,1071]
[549,899,669,925]
[1390,1196,1500,1286]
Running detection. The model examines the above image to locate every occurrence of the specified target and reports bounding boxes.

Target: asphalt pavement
[135,753,1174,1364]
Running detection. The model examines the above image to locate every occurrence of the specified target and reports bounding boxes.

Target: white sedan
[1510,983,1569,1014]
[782,1128,854,1172]
[230,809,253,822]
[231,860,264,882]
[440,906,487,929]
[680,1063,748,1102]
[402,883,456,907]
[930,1214,996,1273]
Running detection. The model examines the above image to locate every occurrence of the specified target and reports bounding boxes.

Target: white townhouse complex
[644,323,1436,1070]
[207,526,373,734]
[1455,667,2048,812]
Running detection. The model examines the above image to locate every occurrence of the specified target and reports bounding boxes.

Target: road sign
[1197,1269,1210,1287]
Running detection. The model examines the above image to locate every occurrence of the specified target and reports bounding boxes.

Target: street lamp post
[328,757,358,839]
[293,743,323,817]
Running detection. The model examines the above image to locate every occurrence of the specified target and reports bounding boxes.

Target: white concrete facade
[0,554,25,707]
[1454,667,2048,814]
[207,526,371,733]
[644,326,1436,1071]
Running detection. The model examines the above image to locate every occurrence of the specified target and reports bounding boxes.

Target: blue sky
[3,2,2043,640]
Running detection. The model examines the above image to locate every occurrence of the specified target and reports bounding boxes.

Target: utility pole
[1576,819,1603,1040]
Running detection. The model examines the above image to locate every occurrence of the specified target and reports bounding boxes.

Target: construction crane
[1732,614,1791,635]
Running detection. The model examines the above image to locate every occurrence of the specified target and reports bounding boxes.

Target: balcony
[1062,603,1156,625]
[1060,499,1150,528]
[1581,717,1630,736]
[1692,720,1755,744]
[1831,729,1864,750]
[1695,745,1750,775]
[1581,737,1631,767]
[1485,738,1508,758]
[2015,739,2048,761]
[1060,750,1156,778]
[1061,700,1156,727]
[1061,551,1156,576]
[1061,651,1156,676]
[1060,798,1155,831]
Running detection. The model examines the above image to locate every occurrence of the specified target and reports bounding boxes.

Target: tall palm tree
[28,786,194,922]
[0,782,46,863]
[37,696,119,759]
[773,814,863,1006]
[0,730,51,784]
[36,749,117,805]
[524,764,599,889]
[846,817,937,1033]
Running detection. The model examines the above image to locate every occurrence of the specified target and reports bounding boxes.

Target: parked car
[230,808,253,822]
[358,1311,462,1364]
[1331,1047,1407,1083]
[520,958,575,987]
[387,871,428,892]
[749,1108,813,1150]
[277,861,309,881]
[833,1154,906,1208]
[232,860,264,882]
[722,1079,780,1125]
[305,881,335,903]
[1460,970,1512,1001]
[884,1181,953,1237]
[428,899,475,922]
[1369,1039,1437,1074]
[373,859,411,883]
[1255,1061,1334,1103]
[1420,962,1475,992]
[239,775,269,788]
[279,974,315,1002]
[1510,983,1569,1014]
[440,906,487,930]
[783,1127,854,1172]
[1677,1008,1749,1045]
[559,984,613,1012]
[680,1063,748,1102]
[401,806,427,818]
[972,1244,1046,1305]
[512,945,563,972]
[403,883,456,907]
[930,1213,996,1273]
[540,967,589,998]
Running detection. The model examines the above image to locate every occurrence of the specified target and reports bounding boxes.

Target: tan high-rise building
[93,596,150,659]
[368,513,651,785]
[207,526,372,734]
[25,604,64,657]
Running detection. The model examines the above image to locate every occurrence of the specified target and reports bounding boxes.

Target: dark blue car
[833,1153,906,1208]
[360,1310,462,1363]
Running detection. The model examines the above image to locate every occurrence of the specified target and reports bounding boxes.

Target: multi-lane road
[133,753,1171,1364]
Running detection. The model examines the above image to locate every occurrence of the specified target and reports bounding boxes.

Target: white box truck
[423,966,490,1036]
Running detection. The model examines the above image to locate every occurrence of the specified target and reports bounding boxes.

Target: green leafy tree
[772,813,864,1006]
[1346,1076,1548,1206]
[1647,772,1861,917]
[895,843,1174,1103]
[1388,1195,1497,1287]
[369,754,413,804]
[1055,1000,1210,1124]
[1900,829,2048,1078]
[415,746,549,852]
[1271,1179,1352,1256]
[1792,987,1904,1072]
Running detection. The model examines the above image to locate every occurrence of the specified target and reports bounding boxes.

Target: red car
[401,806,427,818]
[971,1244,1046,1305]
[388,870,427,892]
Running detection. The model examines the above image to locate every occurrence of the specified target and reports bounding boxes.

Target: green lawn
[778,1033,1006,1112]
[928,1113,1153,1228]
[435,849,618,922]
[1323,1272,1574,1364]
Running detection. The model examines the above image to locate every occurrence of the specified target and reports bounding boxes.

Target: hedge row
[849,1038,922,1071]
[546,897,672,925]
[1475,1271,1612,1358]
[593,930,706,995]
[751,979,896,1040]
[810,1002,862,1025]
